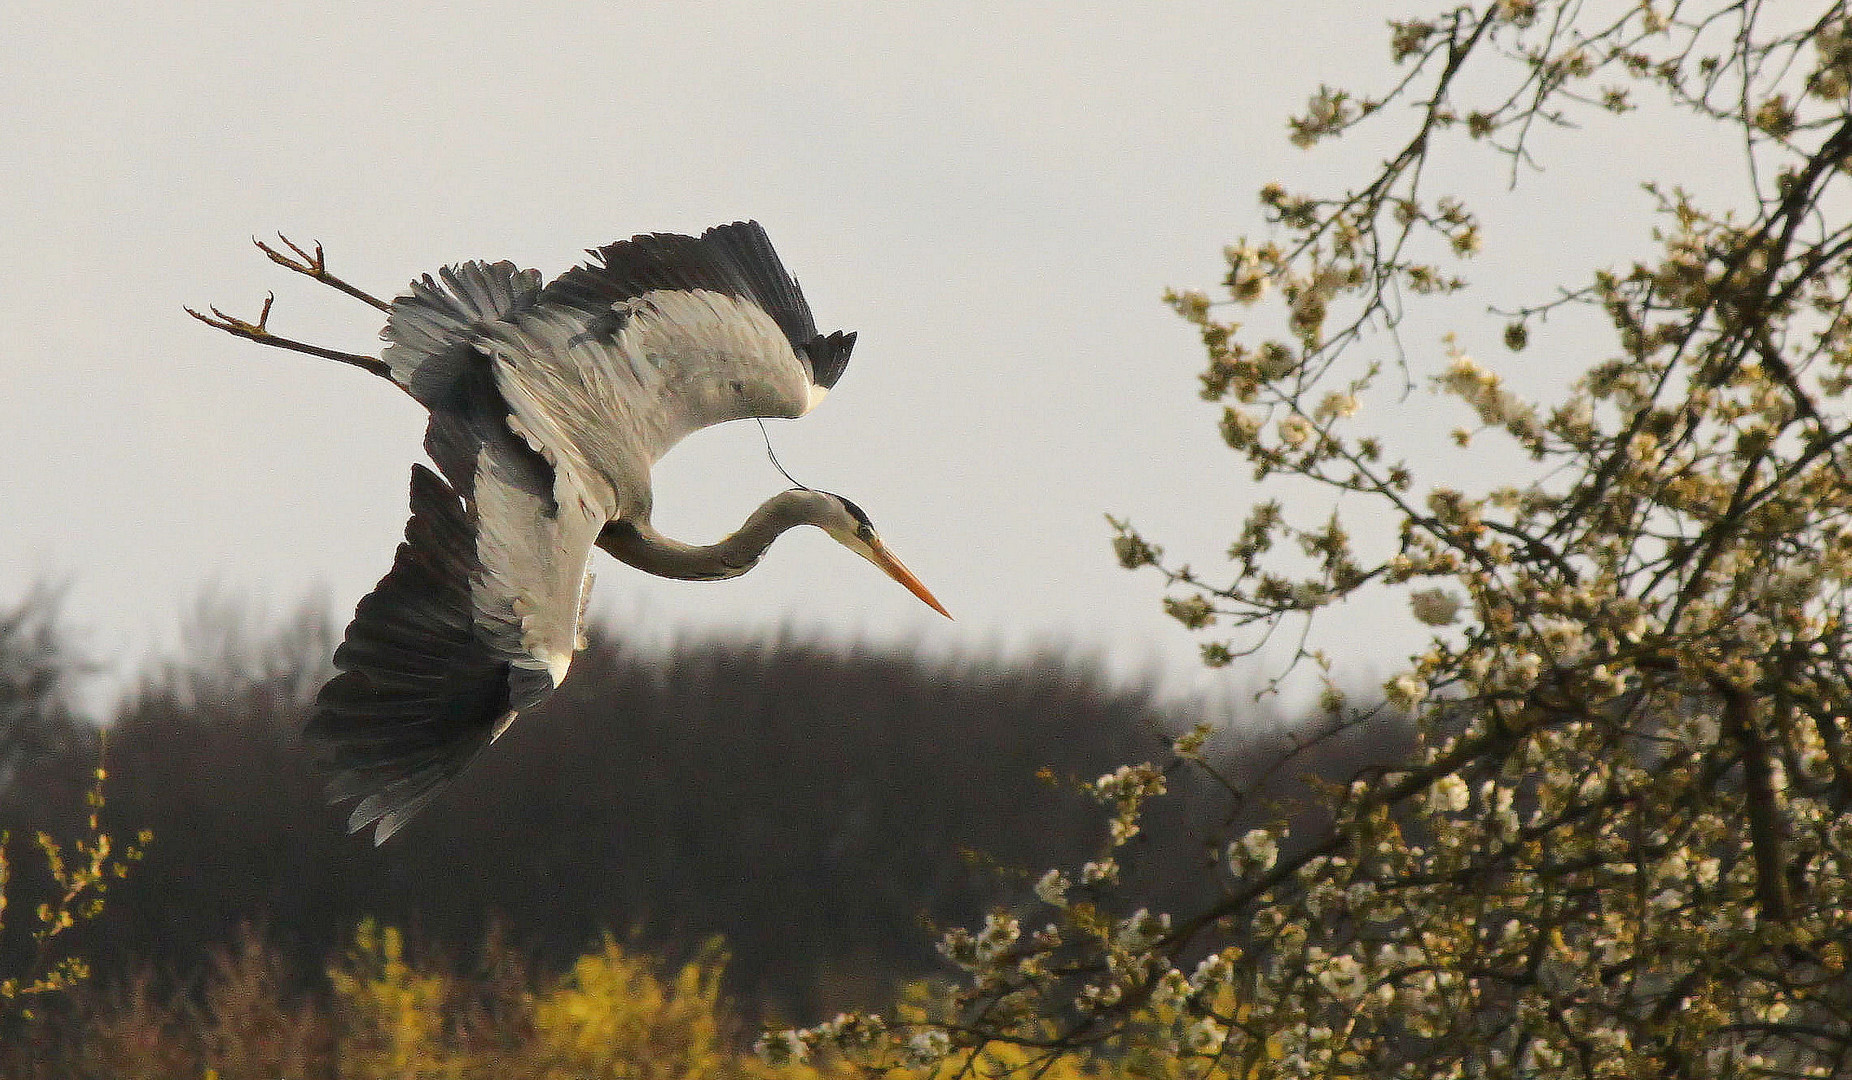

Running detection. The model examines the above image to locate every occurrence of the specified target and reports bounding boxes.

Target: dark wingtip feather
[541,221,855,381]
[805,330,856,390]
[698,221,817,345]
[308,464,523,843]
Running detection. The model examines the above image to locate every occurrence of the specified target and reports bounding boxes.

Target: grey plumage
[312,464,552,841]
[191,221,946,846]
[542,224,856,390]
[382,261,544,409]
[316,222,853,842]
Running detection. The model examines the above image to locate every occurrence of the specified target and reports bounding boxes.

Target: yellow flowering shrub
[321,924,856,1080]
[529,937,750,1080]
[0,743,149,1022]
[328,921,456,1079]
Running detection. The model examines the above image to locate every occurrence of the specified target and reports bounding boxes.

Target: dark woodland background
[0,590,1407,1025]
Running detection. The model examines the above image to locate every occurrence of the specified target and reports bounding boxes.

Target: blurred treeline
[0,590,1406,1074]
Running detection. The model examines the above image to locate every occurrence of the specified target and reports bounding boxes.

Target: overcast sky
[2,2,1739,715]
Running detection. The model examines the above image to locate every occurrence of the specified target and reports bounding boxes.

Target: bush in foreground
[7,923,1127,1080]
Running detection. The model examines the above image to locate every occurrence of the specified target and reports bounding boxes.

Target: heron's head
[799,489,952,619]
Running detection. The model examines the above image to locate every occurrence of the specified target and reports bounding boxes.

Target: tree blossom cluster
[773,4,1852,1078]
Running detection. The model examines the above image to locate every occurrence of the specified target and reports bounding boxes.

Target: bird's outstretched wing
[380,260,544,409]
[310,465,537,842]
[543,220,856,391]
[472,223,858,493]
[311,356,610,844]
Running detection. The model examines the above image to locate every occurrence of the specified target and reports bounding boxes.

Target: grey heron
[190,222,948,843]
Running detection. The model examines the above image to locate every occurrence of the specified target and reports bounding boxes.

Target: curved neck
[596,490,821,581]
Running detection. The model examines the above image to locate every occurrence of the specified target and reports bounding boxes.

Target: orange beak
[865,537,953,619]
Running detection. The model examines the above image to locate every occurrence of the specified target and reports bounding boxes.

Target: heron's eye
[857,523,876,543]
[832,493,875,532]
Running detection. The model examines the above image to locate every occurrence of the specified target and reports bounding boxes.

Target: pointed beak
[863,536,953,619]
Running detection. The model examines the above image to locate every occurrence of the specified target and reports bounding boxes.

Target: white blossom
[1226,241,1272,303]
[1180,1016,1228,1054]
[1315,391,1360,421]
[974,913,1019,961]
[1113,908,1170,950]
[1093,763,1167,801]
[902,1028,950,1065]
[1033,868,1071,907]
[1316,953,1370,1001]
[885,10,1852,1079]
[1438,351,1491,396]
[754,1030,809,1065]
[1229,827,1280,874]
[1386,671,1428,711]
[1172,722,1214,758]
[1279,414,1315,447]
[1536,618,1589,662]
[1428,773,1471,813]
[1190,950,1236,992]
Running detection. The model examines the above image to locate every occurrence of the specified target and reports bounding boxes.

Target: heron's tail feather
[309,464,539,844]
[382,261,543,408]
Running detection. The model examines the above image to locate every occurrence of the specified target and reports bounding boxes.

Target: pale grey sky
[1,2,1736,711]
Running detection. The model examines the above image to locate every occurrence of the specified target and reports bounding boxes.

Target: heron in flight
[190,222,948,843]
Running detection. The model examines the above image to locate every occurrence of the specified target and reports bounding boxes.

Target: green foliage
[0,743,148,1021]
[785,3,1852,1078]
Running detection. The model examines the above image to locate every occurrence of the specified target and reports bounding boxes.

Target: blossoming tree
[770,3,1852,1078]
